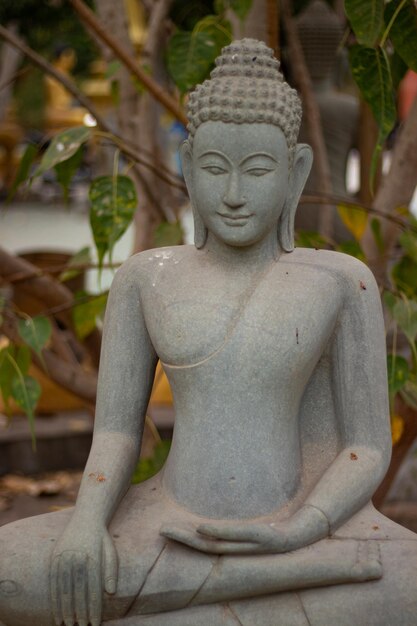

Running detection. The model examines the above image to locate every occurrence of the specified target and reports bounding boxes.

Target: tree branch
[0,25,185,193]
[68,0,187,126]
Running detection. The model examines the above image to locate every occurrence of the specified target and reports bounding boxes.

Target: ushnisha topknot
[187,38,302,163]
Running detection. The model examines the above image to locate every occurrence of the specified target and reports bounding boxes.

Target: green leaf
[15,345,31,376]
[89,175,137,269]
[59,246,92,283]
[154,221,183,248]
[392,297,417,344]
[167,16,232,93]
[54,146,83,203]
[387,354,409,396]
[11,375,41,449]
[6,143,37,202]
[18,316,52,358]
[72,292,108,340]
[385,0,417,72]
[349,45,396,184]
[337,203,368,241]
[345,0,384,46]
[33,126,91,178]
[230,0,253,21]
[401,378,417,411]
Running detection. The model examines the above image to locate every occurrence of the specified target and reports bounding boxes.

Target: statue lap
[1,474,417,626]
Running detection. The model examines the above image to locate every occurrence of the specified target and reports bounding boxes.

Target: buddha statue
[44,44,91,131]
[294,0,359,241]
[1,39,417,626]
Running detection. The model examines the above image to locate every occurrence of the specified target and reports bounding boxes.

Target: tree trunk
[361,95,417,284]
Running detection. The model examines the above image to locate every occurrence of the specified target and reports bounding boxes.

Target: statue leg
[0,508,71,626]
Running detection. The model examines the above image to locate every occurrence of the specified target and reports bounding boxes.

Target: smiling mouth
[217,212,253,224]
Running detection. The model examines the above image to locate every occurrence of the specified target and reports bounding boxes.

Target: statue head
[181,38,313,251]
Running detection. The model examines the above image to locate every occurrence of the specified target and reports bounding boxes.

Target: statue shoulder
[287,248,379,303]
[112,245,193,288]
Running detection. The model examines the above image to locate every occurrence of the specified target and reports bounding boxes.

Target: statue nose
[223,172,246,209]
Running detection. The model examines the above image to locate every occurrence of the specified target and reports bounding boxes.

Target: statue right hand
[50,521,118,626]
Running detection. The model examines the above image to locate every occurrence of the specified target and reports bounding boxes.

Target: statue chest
[142,265,340,385]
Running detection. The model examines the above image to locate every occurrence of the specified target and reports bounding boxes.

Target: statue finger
[50,556,62,626]
[103,533,118,595]
[192,539,259,554]
[197,523,266,542]
[59,552,75,626]
[87,555,102,626]
[73,557,88,626]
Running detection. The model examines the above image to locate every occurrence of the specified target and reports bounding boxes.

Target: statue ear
[180,139,208,249]
[279,143,313,252]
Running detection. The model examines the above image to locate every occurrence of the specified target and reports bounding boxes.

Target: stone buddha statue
[1,39,417,626]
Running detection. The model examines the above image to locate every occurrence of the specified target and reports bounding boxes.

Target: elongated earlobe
[180,140,208,249]
[278,143,313,252]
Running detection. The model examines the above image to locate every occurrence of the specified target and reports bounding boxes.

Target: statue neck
[203,230,281,271]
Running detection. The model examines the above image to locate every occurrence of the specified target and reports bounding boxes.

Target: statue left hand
[160,504,329,555]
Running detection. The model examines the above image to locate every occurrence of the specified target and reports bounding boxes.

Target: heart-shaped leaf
[167,16,232,94]
[385,0,417,72]
[34,126,91,178]
[89,175,137,269]
[349,45,396,184]
[345,0,384,46]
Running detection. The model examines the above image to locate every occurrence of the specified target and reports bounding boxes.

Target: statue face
[189,121,290,248]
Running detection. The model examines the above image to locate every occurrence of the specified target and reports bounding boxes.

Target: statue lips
[216,211,253,226]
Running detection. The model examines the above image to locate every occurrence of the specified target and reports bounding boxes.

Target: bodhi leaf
[387,354,409,396]
[18,316,52,359]
[370,217,385,253]
[349,45,396,185]
[89,175,137,269]
[167,16,232,94]
[54,146,83,203]
[7,143,37,203]
[345,0,384,46]
[34,126,90,178]
[11,374,41,449]
[384,0,417,73]
[72,292,108,340]
[337,203,368,241]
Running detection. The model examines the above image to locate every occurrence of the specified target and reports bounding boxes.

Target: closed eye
[244,167,275,177]
[201,165,227,175]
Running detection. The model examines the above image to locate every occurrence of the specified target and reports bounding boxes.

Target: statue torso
[138,246,343,519]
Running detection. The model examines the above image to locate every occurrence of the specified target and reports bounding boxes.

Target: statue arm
[302,260,391,531]
[51,256,158,625]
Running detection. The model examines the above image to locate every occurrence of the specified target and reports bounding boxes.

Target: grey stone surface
[1,38,417,626]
